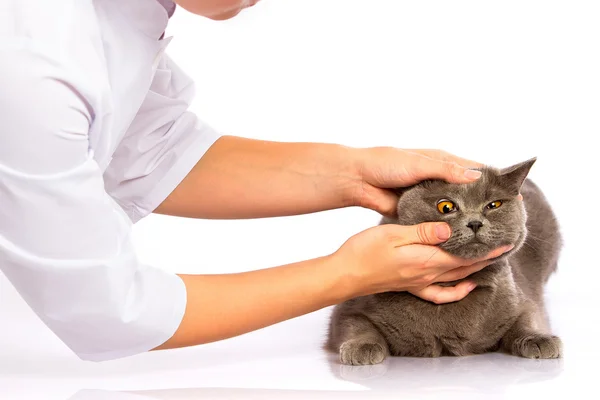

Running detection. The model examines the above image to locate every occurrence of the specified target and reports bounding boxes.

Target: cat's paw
[511,334,562,359]
[339,340,387,365]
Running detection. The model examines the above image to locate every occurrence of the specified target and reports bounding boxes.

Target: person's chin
[208,1,259,20]
[207,8,243,20]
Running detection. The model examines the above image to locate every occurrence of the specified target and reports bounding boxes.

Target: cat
[326,157,563,365]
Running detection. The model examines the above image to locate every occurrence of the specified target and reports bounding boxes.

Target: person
[0,0,513,362]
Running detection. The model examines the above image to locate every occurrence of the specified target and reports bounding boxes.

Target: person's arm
[154,136,361,219]
[155,256,346,349]
[154,222,513,350]
[154,136,483,219]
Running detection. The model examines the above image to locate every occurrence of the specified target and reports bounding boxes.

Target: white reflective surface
[0,289,596,399]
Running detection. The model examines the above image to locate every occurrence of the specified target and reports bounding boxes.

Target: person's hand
[330,222,513,304]
[353,148,485,217]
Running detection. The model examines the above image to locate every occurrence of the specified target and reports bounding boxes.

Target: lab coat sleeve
[103,52,222,223]
[0,44,191,361]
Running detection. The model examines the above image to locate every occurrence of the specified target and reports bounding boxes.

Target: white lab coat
[0,0,221,361]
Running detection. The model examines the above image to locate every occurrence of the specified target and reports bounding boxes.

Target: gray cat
[326,157,562,365]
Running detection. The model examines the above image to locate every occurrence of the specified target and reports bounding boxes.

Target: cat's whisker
[525,234,553,245]
[521,241,538,252]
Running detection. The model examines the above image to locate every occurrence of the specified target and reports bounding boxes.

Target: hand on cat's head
[354,148,486,217]
[393,158,536,260]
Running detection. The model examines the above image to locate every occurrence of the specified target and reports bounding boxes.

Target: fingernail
[464,169,482,180]
[467,283,477,292]
[435,224,451,240]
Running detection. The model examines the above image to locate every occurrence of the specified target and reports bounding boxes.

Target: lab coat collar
[156,0,177,18]
[111,0,170,40]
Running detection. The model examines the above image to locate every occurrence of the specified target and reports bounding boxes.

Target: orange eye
[486,200,503,209]
[437,200,457,214]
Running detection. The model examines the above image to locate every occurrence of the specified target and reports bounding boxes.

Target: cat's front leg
[340,338,389,366]
[329,313,390,365]
[500,311,562,359]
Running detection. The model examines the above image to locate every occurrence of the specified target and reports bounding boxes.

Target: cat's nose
[467,220,483,233]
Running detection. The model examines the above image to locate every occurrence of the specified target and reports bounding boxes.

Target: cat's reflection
[330,352,563,396]
[66,353,563,400]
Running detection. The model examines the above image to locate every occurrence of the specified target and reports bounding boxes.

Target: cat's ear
[499,157,537,194]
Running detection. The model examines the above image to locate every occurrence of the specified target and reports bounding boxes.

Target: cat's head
[394,157,536,259]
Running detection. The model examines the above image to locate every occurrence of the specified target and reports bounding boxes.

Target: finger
[404,243,514,269]
[480,244,515,262]
[409,281,477,304]
[357,185,399,217]
[441,244,514,267]
[404,153,483,185]
[410,149,483,169]
[385,222,452,246]
[447,155,483,169]
[434,260,491,283]
[517,193,523,201]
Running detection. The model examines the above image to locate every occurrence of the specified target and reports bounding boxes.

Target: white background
[1,1,599,399]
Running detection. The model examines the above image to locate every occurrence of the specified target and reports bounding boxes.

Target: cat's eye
[486,200,503,210]
[437,200,457,214]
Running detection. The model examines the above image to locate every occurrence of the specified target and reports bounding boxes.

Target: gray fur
[326,158,562,364]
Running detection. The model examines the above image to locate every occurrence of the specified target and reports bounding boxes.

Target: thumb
[386,222,452,246]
